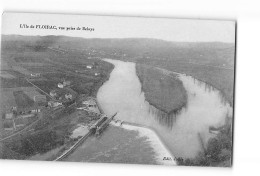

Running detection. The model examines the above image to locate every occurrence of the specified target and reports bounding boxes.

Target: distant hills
[1,34,234,49]
[1,35,235,68]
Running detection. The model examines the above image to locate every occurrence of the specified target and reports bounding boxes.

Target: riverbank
[136,64,187,114]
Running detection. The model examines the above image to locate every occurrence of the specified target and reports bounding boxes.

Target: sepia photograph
[0,12,235,167]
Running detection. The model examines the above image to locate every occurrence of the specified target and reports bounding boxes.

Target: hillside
[1,35,235,105]
[1,35,235,68]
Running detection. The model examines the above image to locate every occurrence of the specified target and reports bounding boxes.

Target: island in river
[136,64,187,115]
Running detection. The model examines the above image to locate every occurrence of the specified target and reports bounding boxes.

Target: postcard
[0,12,235,167]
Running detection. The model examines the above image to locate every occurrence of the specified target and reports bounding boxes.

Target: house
[5,112,14,119]
[65,93,73,100]
[11,106,17,113]
[48,101,62,108]
[63,80,71,87]
[86,62,98,69]
[58,83,64,88]
[57,80,71,89]
[50,90,57,97]
[30,73,41,77]
[30,109,41,114]
[86,65,93,69]
[94,72,100,76]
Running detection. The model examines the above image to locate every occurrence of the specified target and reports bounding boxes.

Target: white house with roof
[58,83,64,88]
[86,65,93,69]
[94,72,100,76]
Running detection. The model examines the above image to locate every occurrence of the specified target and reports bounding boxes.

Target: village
[1,61,102,132]
[0,39,115,160]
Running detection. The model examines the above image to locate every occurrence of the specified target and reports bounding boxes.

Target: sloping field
[13,90,35,109]
[0,71,16,79]
[11,66,32,75]
[0,87,42,112]
[0,89,17,113]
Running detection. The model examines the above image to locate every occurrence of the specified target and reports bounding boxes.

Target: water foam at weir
[97,59,232,158]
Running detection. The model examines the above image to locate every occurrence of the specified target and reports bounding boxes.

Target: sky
[2,12,235,43]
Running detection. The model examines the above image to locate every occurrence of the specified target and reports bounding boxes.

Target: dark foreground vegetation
[176,122,232,167]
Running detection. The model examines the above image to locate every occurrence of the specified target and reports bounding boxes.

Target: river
[64,59,232,165]
[97,59,232,159]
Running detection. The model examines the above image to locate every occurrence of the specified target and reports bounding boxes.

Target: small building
[65,93,73,100]
[5,112,14,120]
[86,62,98,69]
[94,72,100,76]
[48,101,62,108]
[11,106,17,113]
[86,65,93,69]
[58,83,64,88]
[50,90,57,97]
[30,109,41,114]
[63,80,71,87]
[30,73,41,77]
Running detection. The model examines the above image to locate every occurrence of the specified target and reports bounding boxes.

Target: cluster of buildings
[30,73,41,78]
[57,80,71,89]
[48,80,77,109]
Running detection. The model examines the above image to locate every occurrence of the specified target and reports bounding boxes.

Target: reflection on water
[97,59,232,158]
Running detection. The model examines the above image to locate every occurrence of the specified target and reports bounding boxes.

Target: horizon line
[1,34,235,44]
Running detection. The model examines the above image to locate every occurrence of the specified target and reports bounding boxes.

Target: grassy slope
[13,90,35,109]
[136,64,187,113]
